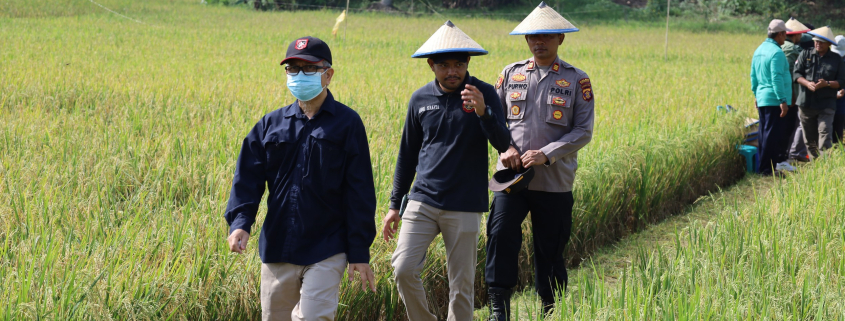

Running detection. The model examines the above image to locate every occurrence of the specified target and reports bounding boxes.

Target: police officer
[381,21,511,321]
[485,2,594,320]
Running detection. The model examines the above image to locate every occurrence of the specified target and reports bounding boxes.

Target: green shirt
[793,48,845,110]
[751,38,791,107]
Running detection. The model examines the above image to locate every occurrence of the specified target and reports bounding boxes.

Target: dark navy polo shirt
[390,73,511,212]
[224,90,376,265]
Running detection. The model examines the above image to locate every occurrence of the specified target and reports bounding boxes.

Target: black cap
[488,167,535,194]
[280,36,332,65]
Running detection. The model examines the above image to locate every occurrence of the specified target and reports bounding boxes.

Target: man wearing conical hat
[778,17,811,167]
[381,20,511,321]
[794,26,845,157]
[484,2,594,320]
[783,18,812,163]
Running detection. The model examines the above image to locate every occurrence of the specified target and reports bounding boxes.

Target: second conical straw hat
[809,26,836,44]
[411,20,488,58]
[785,17,809,35]
[510,2,579,35]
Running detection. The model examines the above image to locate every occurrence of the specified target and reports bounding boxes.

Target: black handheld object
[398,194,409,218]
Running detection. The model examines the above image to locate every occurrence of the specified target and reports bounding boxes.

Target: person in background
[224,36,377,321]
[750,20,793,176]
[778,18,810,170]
[831,35,845,145]
[382,20,511,321]
[794,26,845,157]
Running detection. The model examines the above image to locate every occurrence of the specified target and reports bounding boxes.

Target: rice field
[0,0,765,319]
[494,150,845,320]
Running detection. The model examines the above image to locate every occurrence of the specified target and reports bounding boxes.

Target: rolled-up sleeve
[540,75,595,164]
[224,119,267,234]
[342,120,377,264]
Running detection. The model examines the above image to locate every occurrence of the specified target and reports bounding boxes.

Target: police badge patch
[552,63,560,72]
[510,92,522,100]
[579,78,591,89]
[582,88,593,101]
[553,110,563,120]
[496,74,504,89]
[555,79,571,88]
[512,73,527,82]
[551,97,567,107]
[511,105,520,115]
[526,60,535,70]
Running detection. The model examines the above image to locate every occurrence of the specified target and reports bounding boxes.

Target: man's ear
[558,33,565,45]
[323,67,335,86]
[466,56,471,65]
[427,58,435,71]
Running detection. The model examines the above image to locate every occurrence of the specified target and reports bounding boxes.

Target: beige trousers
[260,253,347,321]
[391,200,482,321]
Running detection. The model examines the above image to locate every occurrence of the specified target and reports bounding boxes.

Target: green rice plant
[1,0,756,319]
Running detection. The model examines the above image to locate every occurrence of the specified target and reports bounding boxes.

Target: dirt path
[475,173,780,318]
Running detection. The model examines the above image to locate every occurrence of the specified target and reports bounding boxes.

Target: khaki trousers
[391,200,481,321]
[799,106,836,158]
[260,253,346,321]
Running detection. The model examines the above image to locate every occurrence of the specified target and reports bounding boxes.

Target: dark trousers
[485,190,573,300]
[757,106,794,174]
[833,111,845,145]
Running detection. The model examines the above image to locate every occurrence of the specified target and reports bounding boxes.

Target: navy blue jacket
[225,91,376,265]
[389,73,511,212]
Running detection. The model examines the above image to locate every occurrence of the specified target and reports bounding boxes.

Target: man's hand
[803,78,817,92]
[779,102,789,118]
[838,89,844,99]
[521,150,548,168]
[382,209,401,241]
[348,263,377,293]
[461,84,487,116]
[501,146,522,170]
[227,229,250,254]
[815,79,830,90]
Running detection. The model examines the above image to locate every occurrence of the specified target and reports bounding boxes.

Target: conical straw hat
[785,17,809,35]
[412,20,487,58]
[809,26,836,44]
[510,2,579,35]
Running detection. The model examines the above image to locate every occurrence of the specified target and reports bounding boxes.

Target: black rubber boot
[487,287,512,321]
[541,296,555,319]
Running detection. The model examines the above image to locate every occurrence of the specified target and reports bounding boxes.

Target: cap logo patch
[526,60,535,70]
[582,88,593,101]
[512,73,527,82]
[579,78,591,89]
[552,63,560,72]
[552,97,566,107]
[295,39,309,50]
[496,74,504,89]
[511,105,521,115]
[553,110,563,120]
[510,92,522,100]
[555,79,571,88]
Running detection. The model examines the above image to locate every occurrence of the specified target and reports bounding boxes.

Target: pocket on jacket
[545,95,570,126]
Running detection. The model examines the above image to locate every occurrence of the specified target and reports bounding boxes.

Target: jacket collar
[284,89,337,118]
[526,56,564,74]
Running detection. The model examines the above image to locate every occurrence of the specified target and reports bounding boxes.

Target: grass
[0,0,760,319]
[487,153,845,319]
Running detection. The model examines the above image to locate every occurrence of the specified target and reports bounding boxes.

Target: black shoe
[541,296,555,319]
[487,287,512,321]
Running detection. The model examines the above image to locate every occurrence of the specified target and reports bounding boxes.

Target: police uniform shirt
[495,57,595,193]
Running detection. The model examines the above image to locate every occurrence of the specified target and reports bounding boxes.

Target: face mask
[286,71,326,102]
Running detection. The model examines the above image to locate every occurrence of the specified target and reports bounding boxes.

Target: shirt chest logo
[511,105,521,115]
[417,104,441,114]
[551,97,567,107]
[512,73,527,82]
[552,110,563,120]
[510,92,522,100]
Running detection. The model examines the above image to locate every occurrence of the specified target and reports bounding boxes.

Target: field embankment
[495,152,845,319]
[2,0,755,319]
